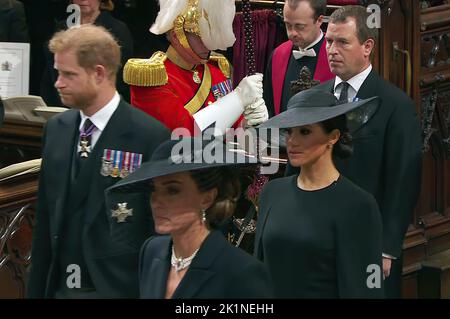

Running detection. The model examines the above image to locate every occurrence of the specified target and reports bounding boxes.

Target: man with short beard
[27,24,170,298]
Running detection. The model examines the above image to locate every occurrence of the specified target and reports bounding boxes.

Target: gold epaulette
[209,52,232,79]
[123,51,168,87]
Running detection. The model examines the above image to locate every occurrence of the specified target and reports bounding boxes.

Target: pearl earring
[201,209,206,223]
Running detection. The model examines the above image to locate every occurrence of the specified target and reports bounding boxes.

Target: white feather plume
[198,0,236,50]
[150,0,189,35]
[150,0,236,51]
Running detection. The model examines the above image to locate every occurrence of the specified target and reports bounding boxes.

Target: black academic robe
[139,230,273,299]
[27,100,170,298]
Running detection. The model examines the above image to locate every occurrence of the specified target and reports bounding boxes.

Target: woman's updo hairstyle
[190,167,241,229]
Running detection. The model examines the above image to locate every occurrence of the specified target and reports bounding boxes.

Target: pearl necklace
[171,246,199,272]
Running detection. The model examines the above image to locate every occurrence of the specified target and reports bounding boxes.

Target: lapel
[254,202,273,260]
[171,231,223,299]
[64,101,133,226]
[147,240,171,299]
[52,110,80,233]
[313,39,334,83]
[320,77,335,94]
[272,41,293,116]
[355,69,378,100]
[320,72,380,135]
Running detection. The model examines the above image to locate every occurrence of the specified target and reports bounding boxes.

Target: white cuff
[193,91,243,136]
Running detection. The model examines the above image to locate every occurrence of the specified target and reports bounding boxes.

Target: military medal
[79,139,91,158]
[78,120,97,158]
[111,202,133,223]
[101,149,113,176]
[211,79,233,100]
[120,152,130,178]
[192,70,201,84]
[130,152,143,173]
[111,150,121,178]
[101,149,143,178]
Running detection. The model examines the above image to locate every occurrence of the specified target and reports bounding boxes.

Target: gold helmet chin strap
[173,16,208,65]
[172,0,209,65]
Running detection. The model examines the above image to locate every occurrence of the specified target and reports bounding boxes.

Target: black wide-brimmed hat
[106,137,257,194]
[258,89,379,129]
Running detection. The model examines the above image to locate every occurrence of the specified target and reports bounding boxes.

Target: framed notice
[0,42,30,98]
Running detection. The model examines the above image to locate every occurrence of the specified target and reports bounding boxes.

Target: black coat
[139,230,274,298]
[27,100,169,298]
[0,0,29,42]
[287,70,422,258]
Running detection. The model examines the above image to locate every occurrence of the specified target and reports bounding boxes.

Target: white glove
[234,73,263,106]
[244,98,269,126]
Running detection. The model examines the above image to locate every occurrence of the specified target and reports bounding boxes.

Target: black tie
[79,119,96,159]
[338,82,350,104]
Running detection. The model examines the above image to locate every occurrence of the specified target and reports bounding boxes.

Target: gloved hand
[244,98,269,126]
[234,73,263,106]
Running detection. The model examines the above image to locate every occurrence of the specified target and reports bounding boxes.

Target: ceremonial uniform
[125,46,239,134]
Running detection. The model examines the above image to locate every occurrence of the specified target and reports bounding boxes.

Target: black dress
[254,175,384,298]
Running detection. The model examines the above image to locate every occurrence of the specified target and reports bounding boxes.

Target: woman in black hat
[107,138,273,299]
[254,89,384,298]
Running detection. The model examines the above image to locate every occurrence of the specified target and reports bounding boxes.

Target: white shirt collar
[334,64,372,94]
[79,92,120,132]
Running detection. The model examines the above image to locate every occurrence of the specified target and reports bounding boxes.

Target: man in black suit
[27,24,170,298]
[286,5,422,298]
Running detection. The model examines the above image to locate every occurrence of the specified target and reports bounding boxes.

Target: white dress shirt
[78,91,120,152]
[333,64,372,102]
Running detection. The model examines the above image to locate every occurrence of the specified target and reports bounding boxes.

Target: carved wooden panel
[0,120,43,168]
[0,178,38,298]
[419,82,450,256]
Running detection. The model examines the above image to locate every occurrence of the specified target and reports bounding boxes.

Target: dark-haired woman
[255,89,384,298]
[107,138,273,299]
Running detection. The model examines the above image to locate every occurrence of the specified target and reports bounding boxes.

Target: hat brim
[258,96,379,129]
[106,148,257,194]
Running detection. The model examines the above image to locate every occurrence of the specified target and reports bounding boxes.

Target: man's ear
[364,38,375,59]
[94,65,107,84]
[316,15,324,27]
